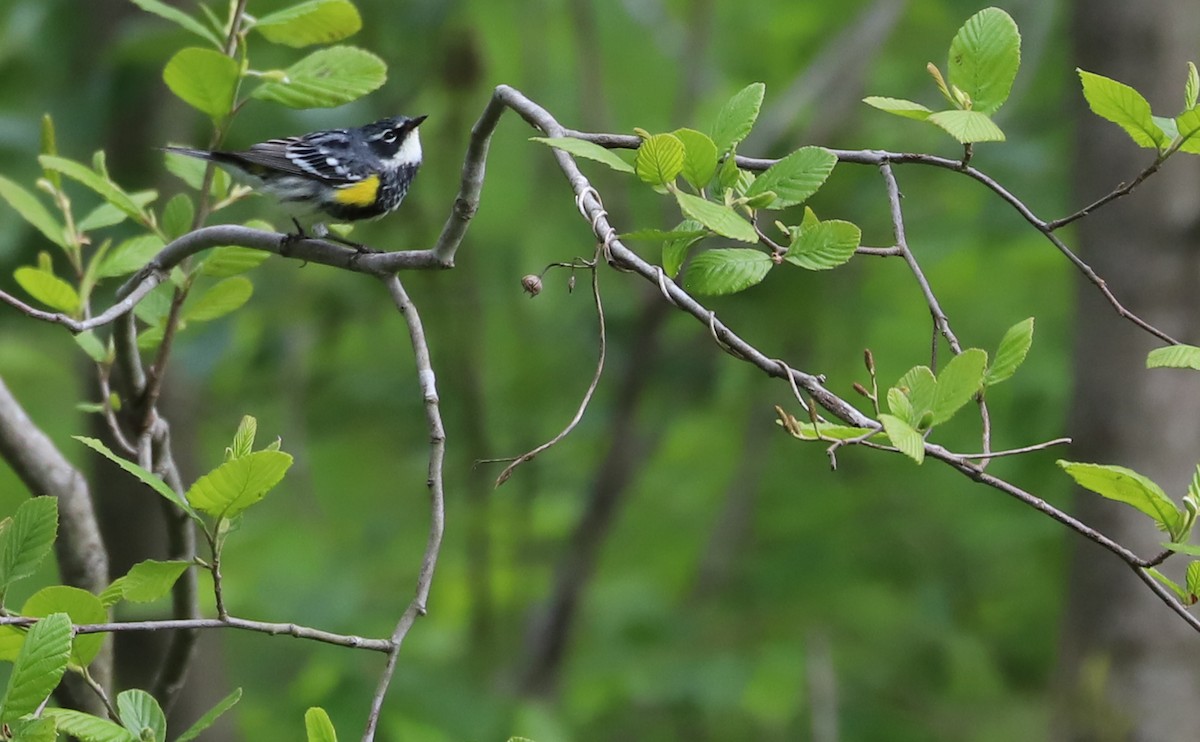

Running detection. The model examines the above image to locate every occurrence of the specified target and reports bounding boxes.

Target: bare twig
[953,437,1072,459]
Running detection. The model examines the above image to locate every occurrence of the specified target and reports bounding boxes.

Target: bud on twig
[521,274,542,297]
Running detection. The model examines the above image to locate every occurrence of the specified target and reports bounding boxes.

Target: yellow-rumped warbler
[165,115,427,233]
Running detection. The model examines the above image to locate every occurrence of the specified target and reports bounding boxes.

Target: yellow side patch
[331,174,380,207]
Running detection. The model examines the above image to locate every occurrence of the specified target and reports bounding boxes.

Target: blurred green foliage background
[0,0,1084,739]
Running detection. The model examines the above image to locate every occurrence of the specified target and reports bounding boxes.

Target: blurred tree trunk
[1057,2,1200,740]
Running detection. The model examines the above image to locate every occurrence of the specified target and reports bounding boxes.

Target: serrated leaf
[108,560,190,605]
[894,366,937,426]
[77,191,158,233]
[683,248,772,296]
[231,415,257,459]
[1146,344,1200,370]
[886,386,912,422]
[927,110,1006,143]
[255,0,362,47]
[176,687,242,742]
[43,708,134,742]
[1187,62,1199,111]
[931,348,987,424]
[252,46,386,109]
[711,82,765,154]
[163,47,239,120]
[0,627,22,663]
[161,193,195,241]
[0,613,71,723]
[38,155,146,222]
[716,149,741,192]
[130,0,223,47]
[22,587,106,669]
[97,235,164,280]
[197,246,270,277]
[673,128,719,190]
[674,190,757,242]
[0,497,58,594]
[1077,69,1168,150]
[785,218,860,270]
[184,276,253,322]
[528,137,635,174]
[1187,562,1200,602]
[187,450,293,519]
[983,317,1034,385]
[116,689,166,742]
[305,707,338,742]
[661,220,706,278]
[8,715,58,742]
[1147,567,1190,603]
[862,96,934,121]
[13,267,80,315]
[744,146,836,209]
[947,7,1021,116]
[879,414,924,464]
[74,437,199,521]
[1058,461,1183,536]
[0,176,66,248]
[777,419,878,441]
[634,133,685,186]
[1175,108,1200,154]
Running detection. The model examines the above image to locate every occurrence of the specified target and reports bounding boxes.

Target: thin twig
[953,437,1071,459]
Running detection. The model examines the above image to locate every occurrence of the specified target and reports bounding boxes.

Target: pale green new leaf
[8,715,57,742]
[199,245,271,277]
[674,191,757,242]
[38,155,146,222]
[22,587,106,669]
[97,235,164,280]
[1187,562,1200,603]
[673,128,719,189]
[895,366,937,425]
[0,497,57,593]
[1058,461,1182,535]
[879,414,925,464]
[1077,69,1168,150]
[1147,567,1189,603]
[252,46,386,109]
[74,437,199,520]
[529,137,634,174]
[230,415,257,459]
[130,0,223,47]
[661,220,706,278]
[744,147,836,209]
[176,687,242,742]
[710,82,765,153]
[1187,61,1199,111]
[683,248,772,296]
[42,709,133,742]
[947,7,1021,116]
[74,331,109,363]
[186,450,294,519]
[255,0,362,47]
[163,47,240,120]
[1146,344,1200,370]
[0,176,66,248]
[984,317,1034,385]
[927,110,1006,143]
[77,191,158,233]
[1175,108,1200,155]
[0,613,71,723]
[106,560,190,605]
[161,193,195,241]
[184,276,253,322]
[117,690,166,742]
[14,267,80,315]
[1164,542,1200,557]
[785,217,860,271]
[634,133,685,186]
[305,707,338,742]
[862,96,933,121]
[886,387,913,423]
[931,348,987,424]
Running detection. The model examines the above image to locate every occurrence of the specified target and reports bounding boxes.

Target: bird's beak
[411,115,428,128]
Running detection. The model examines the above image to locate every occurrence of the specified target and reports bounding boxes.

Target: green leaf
[96,235,164,280]
[38,155,146,223]
[673,128,719,190]
[661,220,706,278]
[716,149,741,193]
[161,193,195,241]
[163,47,240,120]
[674,191,757,242]
[42,709,134,742]
[619,228,708,243]
[683,248,772,296]
[116,689,166,742]
[634,133,685,186]
[1147,567,1190,603]
[777,420,878,441]
[710,82,765,154]
[103,560,190,606]
[230,415,257,459]
[879,414,925,464]
[984,317,1034,385]
[163,150,230,197]
[1077,69,1168,150]
[1187,61,1199,111]
[1187,562,1200,602]
[22,587,106,669]
[77,191,158,233]
[1175,108,1200,155]
[894,366,937,426]
[886,386,913,423]
[74,331,109,363]
[529,137,635,174]
[0,176,66,248]
[1164,542,1200,557]
[74,437,199,521]
[8,715,58,742]
[14,267,80,315]
[252,46,386,109]
[176,687,242,742]
[785,215,860,270]
[183,276,253,322]
[198,245,271,277]
[0,497,58,595]
[39,115,60,189]
[1058,461,1183,536]
[255,0,362,47]
[186,450,294,519]
[305,707,338,742]
[947,7,1021,115]
[130,0,223,47]
[926,110,1006,143]
[744,147,837,209]
[931,348,987,424]
[862,96,934,121]
[0,613,71,724]
[1146,344,1200,370]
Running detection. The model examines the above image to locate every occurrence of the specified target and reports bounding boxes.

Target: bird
[164,115,427,244]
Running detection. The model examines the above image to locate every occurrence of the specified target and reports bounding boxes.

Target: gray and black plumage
[164,115,427,225]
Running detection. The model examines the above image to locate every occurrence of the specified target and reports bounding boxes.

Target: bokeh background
[1,0,1194,739]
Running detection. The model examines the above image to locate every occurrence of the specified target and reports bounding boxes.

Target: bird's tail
[161,145,218,161]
